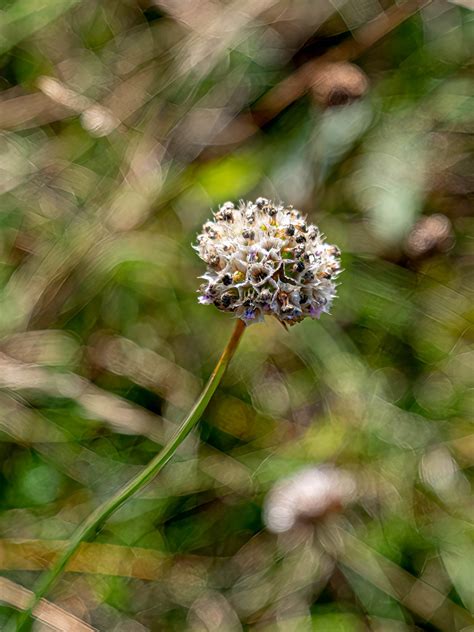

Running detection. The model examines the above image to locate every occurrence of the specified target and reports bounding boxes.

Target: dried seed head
[405,214,454,258]
[311,62,369,108]
[263,466,357,534]
[195,199,341,325]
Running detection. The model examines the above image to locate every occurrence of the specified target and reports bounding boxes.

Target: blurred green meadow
[0,0,473,630]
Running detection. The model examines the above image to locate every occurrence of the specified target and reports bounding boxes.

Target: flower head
[195,199,341,325]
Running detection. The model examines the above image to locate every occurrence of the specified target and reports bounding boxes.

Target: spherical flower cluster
[263,466,356,534]
[195,198,341,325]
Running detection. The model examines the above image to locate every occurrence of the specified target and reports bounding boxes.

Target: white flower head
[263,466,356,534]
[195,199,341,325]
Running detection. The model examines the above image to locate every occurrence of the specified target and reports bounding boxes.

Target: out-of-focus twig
[0,91,71,130]
[88,334,201,410]
[37,76,122,137]
[0,576,95,632]
[252,0,432,125]
[0,353,172,444]
[202,0,432,157]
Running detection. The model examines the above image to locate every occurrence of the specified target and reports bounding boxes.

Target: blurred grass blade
[338,528,474,632]
[0,0,81,55]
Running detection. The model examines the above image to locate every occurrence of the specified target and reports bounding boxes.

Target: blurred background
[0,0,473,630]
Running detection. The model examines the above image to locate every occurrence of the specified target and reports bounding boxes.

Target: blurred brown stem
[253,0,432,125]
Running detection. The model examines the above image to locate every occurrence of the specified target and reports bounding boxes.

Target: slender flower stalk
[13,319,245,631]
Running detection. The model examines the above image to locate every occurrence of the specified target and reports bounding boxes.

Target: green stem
[13,319,246,631]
